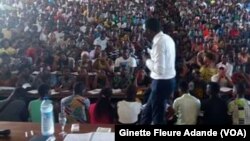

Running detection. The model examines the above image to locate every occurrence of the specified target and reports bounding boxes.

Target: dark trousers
[140,78,175,125]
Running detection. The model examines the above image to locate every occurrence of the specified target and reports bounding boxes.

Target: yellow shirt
[200,66,217,82]
[0,48,6,55]
[5,47,16,55]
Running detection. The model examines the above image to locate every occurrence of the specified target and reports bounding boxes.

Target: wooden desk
[0,122,115,141]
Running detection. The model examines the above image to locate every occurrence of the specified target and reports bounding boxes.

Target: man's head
[233,82,246,98]
[73,82,86,96]
[122,47,130,60]
[38,84,50,99]
[206,82,220,97]
[100,31,106,40]
[95,45,101,54]
[218,64,226,76]
[144,18,161,42]
[178,80,189,94]
[203,52,215,65]
[221,54,229,64]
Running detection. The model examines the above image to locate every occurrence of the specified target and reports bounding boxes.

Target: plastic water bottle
[41,98,54,136]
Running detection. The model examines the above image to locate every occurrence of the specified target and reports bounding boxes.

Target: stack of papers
[64,132,114,141]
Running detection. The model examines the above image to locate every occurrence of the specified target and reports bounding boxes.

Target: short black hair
[145,18,161,33]
[235,82,246,96]
[126,85,137,102]
[179,80,189,92]
[38,84,50,98]
[208,82,220,95]
[74,82,85,95]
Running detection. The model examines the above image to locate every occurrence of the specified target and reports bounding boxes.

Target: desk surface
[0,122,115,141]
[0,87,145,100]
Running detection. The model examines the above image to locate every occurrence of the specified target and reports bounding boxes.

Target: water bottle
[41,97,54,136]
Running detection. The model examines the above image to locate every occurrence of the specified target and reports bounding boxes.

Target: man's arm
[146,42,166,75]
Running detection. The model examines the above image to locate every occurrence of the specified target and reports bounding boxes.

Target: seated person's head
[178,80,189,94]
[38,84,50,99]
[122,47,130,60]
[99,87,112,100]
[62,67,71,76]
[233,82,246,98]
[126,84,137,102]
[73,82,86,96]
[204,52,215,65]
[100,31,106,40]
[206,82,220,97]
[99,51,107,60]
[192,69,201,80]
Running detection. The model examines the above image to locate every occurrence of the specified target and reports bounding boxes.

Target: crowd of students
[0,0,249,125]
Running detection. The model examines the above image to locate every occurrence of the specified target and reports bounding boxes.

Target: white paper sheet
[88,89,121,95]
[64,133,92,141]
[0,86,15,91]
[64,132,114,141]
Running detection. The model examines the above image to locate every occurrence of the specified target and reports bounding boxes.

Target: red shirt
[229,28,240,38]
[25,47,36,62]
[89,103,114,124]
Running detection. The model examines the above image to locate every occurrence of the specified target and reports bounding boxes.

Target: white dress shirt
[146,31,176,80]
[173,93,201,125]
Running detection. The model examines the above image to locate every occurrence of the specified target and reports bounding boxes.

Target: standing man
[141,18,176,124]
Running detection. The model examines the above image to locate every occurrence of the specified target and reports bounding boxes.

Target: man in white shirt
[115,47,137,73]
[173,81,200,125]
[216,54,233,77]
[211,64,233,87]
[140,18,176,124]
[93,31,109,51]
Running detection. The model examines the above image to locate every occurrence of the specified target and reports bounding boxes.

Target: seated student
[114,47,137,74]
[89,88,115,124]
[201,82,230,125]
[32,68,53,89]
[0,87,28,121]
[0,64,17,86]
[61,82,90,123]
[77,52,92,72]
[112,65,134,89]
[92,51,113,72]
[56,67,76,91]
[92,69,110,89]
[228,83,250,125]
[173,81,200,125]
[117,84,142,124]
[135,68,151,88]
[28,84,50,123]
